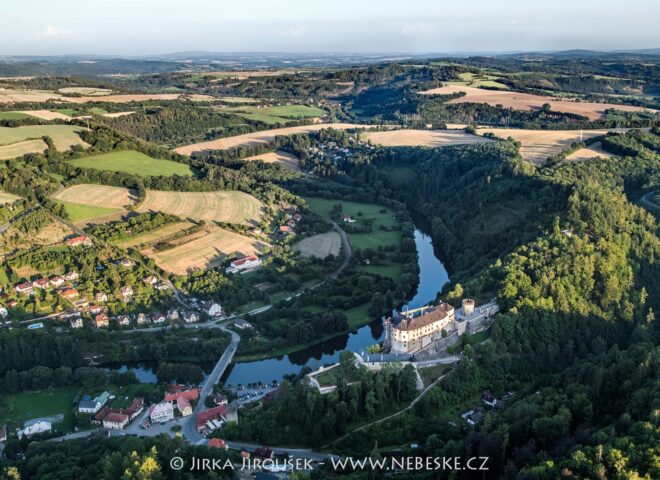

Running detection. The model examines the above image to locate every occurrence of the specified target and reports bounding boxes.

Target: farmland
[174,123,371,155]
[57,200,120,222]
[361,129,495,147]
[52,184,137,209]
[0,139,47,160]
[0,124,88,151]
[419,84,656,120]
[475,127,615,163]
[0,111,30,120]
[19,109,72,121]
[565,142,614,161]
[219,104,326,125]
[294,231,341,259]
[146,227,269,275]
[58,86,113,96]
[0,87,63,103]
[114,221,193,248]
[0,387,79,433]
[245,150,300,170]
[0,191,20,204]
[138,190,264,225]
[67,150,195,177]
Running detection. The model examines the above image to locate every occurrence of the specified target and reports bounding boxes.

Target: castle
[384,298,499,355]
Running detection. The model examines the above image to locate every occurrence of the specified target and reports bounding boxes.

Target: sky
[1,0,658,56]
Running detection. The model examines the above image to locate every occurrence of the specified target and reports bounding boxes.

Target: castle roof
[394,303,454,332]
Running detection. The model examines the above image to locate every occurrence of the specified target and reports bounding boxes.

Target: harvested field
[138,190,264,226]
[294,232,341,259]
[0,125,88,151]
[361,129,495,147]
[419,85,656,120]
[174,123,373,155]
[20,110,72,121]
[0,87,63,103]
[66,93,214,103]
[0,139,47,160]
[147,227,269,275]
[475,128,615,163]
[101,111,135,118]
[245,151,300,170]
[219,97,259,103]
[67,150,195,177]
[58,87,113,96]
[565,142,614,162]
[0,192,20,204]
[114,222,193,248]
[52,184,136,209]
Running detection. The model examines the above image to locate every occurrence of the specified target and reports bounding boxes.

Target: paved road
[640,191,660,212]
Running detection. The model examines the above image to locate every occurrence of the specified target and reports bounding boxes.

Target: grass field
[304,197,401,250]
[361,129,495,147]
[0,191,20,204]
[245,150,300,170]
[114,221,193,248]
[0,124,88,151]
[174,123,373,155]
[294,231,341,258]
[138,190,264,225]
[0,387,78,432]
[0,87,63,103]
[68,150,195,177]
[20,110,72,121]
[58,200,120,222]
[447,72,509,89]
[565,142,614,162]
[147,227,269,275]
[58,87,113,96]
[52,184,136,208]
[0,138,48,160]
[419,85,656,120]
[221,105,326,125]
[0,111,30,120]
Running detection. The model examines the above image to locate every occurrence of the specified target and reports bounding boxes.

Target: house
[72,298,89,309]
[482,391,498,408]
[89,304,103,315]
[116,315,130,327]
[142,275,157,285]
[125,397,145,421]
[120,286,133,301]
[342,214,356,223]
[164,388,199,404]
[213,393,228,406]
[278,225,292,235]
[70,317,83,329]
[461,410,484,426]
[95,314,109,328]
[64,271,79,281]
[7,300,17,308]
[32,278,50,289]
[102,412,129,430]
[149,402,174,423]
[136,313,148,325]
[208,438,228,450]
[17,421,51,438]
[225,256,262,274]
[14,282,33,295]
[119,258,133,268]
[49,276,65,287]
[66,235,91,247]
[0,305,7,317]
[59,288,79,300]
[182,311,199,323]
[286,219,296,228]
[234,318,252,330]
[79,391,111,414]
[177,396,193,416]
[292,213,302,222]
[95,292,108,302]
[196,405,229,433]
[151,312,166,324]
[155,283,170,291]
[202,301,224,318]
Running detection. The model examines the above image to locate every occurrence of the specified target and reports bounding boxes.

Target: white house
[202,301,224,318]
[78,391,111,414]
[70,317,83,329]
[149,402,174,423]
[102,412,129,430]
[182,311,199,323]
[0,305,7,317]
[225,255,261,274]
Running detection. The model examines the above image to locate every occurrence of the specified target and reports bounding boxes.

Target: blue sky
[1,0,658,55]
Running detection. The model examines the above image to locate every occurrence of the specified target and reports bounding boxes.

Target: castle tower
[462,298,475,317]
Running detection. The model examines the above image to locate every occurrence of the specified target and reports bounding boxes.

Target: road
[640,190,660,212]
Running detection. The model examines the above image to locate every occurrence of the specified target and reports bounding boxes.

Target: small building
[213,393,228,406]
[94,314,109,328]
[102,412,129,430]
[278,225,292,236]
[142,275,157,285]
[14,282,33,295]
[202,301,224,318]
[32,278,50,289]
[66,235,92,247]
[341,214,356,223]
[155,282,170,291]
[182,311,199,324]
[208,438,228,450]
[0,305,7,317]
[164,388,200,404]
[60,288,79,300]
[196,405,228,432]
[70,317,83,329]
[116,315,131,327]
[167,309,179,321]
[95,292,108,303]
[50,276,65,287]
[234,318,252,330]
[149,402,174,423]
[177,396,193,417]
[7,300,17,308]
[120,286,133,301]
[151,312,166,324]
[136,313,149,325]
[17,421,51,438]
[119,258,133,268]
[0,425,6,443]
[89,304,103,315]
[64,271,79,281]
[482,391,498,408]
[79,391,111,414]
[225,256,262,275]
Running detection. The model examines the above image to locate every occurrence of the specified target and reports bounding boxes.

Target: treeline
[1,365,137,394]
[156,362,204,385]
[87,212,179,242]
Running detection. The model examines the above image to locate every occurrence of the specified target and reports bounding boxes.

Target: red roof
[103,412,128,424]
[232,256,258,267]
[66,235,89,246]
[279,226,291,232]
[196,405,228,429]
[164,388,199,403]
[177,396,191,411]
[208,438,227,449]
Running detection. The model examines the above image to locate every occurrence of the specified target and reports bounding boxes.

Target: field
[447,72,509,89]
[52,184,137,208]
[58,200,120,222]
[304,197,401,250]
[0,111,30,120]
[0,387,78,432]
[0,124,88,151]
[174,123,372,155]
[219,96,259,104]
[0,87,63,103]
[20,109,72,121]
[220,105,326,125]
[114,221,193,248]
[475,128,616,163]
[0,191,20,204]
[294,231,341,258]
[101,111,135,118]
[245,150,300,170]
[67,150,195,177]
[0,138,48,160]
[138,190,264,225]
[419,85,656,120]
[361,129,495,147]
[58,87,113,96]
[565,142,614,161]
[147,227,269,275]
[66,93,214,103]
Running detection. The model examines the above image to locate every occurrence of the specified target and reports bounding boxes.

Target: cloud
[39,25,73,38]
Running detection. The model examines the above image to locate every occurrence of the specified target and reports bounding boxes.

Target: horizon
[2,0,659,56]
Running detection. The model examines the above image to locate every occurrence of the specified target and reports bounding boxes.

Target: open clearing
[0,191,20,204]
[68,150,195,177]
[101,111,135,118]
[0,111,31,120]
[147,227,269,275]
[245,150,300,170]
[361,129,495,147]
[0,87,63,103]
[58,87,113,96]
[58,201,120,222]
[0,125,88,151]
[219,105,326,125]
[52,184,136,209]
[19,109,72,121]
[294,231,341,258]
[0,387,78,432]
[66,93,214,103]
[114,221,193,248]
[475,128,615,163]
[218,96,259,104]
[0,139,48,160]
[565,142,614,162]
[138,190,264,226]
[419,85,655,120]
[174,123,373,155]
